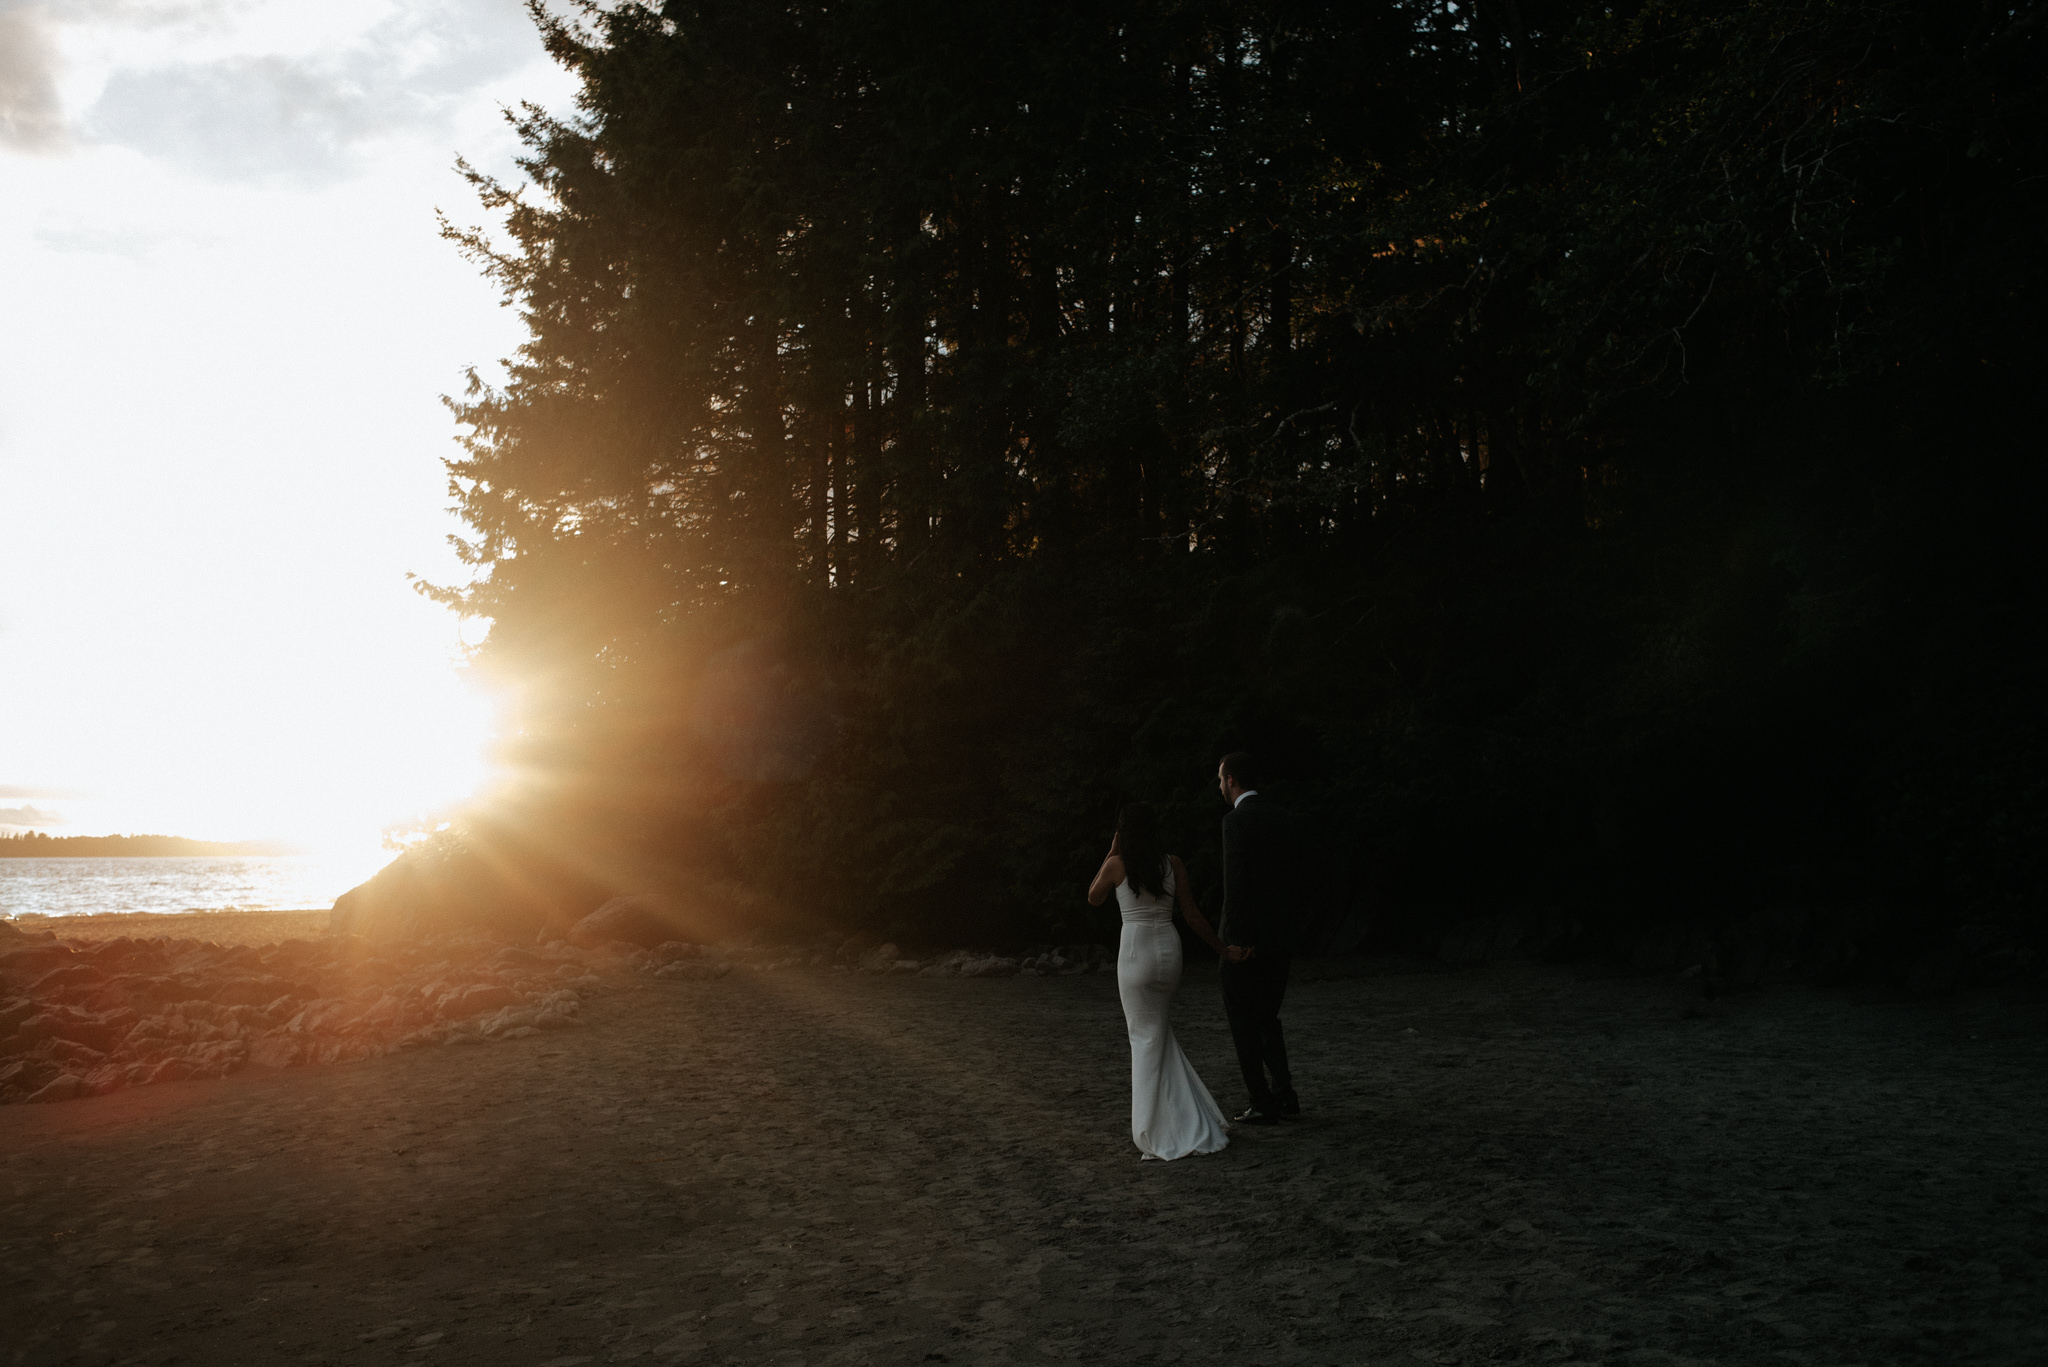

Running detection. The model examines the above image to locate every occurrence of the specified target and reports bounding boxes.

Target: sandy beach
[2,939,2043,1366]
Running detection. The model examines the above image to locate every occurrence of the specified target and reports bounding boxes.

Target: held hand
[1223,944,1256,962]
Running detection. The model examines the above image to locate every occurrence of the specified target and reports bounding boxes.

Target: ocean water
[0,855,383,919]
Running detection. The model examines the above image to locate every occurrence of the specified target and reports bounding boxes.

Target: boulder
[205,975,302,1007]
[26,1073,85,1103]
[1439,911,1553,966]
[1631,921,1716,973]
[919,950,1027,978]
[435,983,522,1020]
[0,997,36,1034]
[856,944,902,973]
[26,962,106,996]
[653,960,730,980]
[46,1039,107,1069]
[567,894,709,950]
[3,1004,135,1055]
[247,1034,304,1069]
[0,1057,59,1095]
[0,944,77,990]
[328,827,606,943]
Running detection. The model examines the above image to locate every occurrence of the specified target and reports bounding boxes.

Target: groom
[1215,751,1300,1125]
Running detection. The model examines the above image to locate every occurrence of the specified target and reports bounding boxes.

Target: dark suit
[1218,792,1296,1111]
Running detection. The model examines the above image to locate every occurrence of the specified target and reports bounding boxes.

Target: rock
[479,1006,541,1036]
[499,1026,540,1040]
[205,975,301,1007]
[46,1039,107,1070]
[0,943,78,989]
[1714,904,1809,986]
[4,1004,135,1054]
[0,996,36,1034]
[26,962,106,996]
[26,1073,85,1103]
[0,1057,58,1094]
[1437,911,1579,966]
[247,1034,304,1069]
[0,923,620,1103]
[352,994,411,1030]
[1905,950,1963,995]
[284,1001,354,1035]
[1631,922,1717,974]
[856,944,902,973]
[577,941,652,978]
[84,1064,127,1096]
[654,960,729,980]
[328,829,606,943]
[649,941,695,966]
[567,894,710,950]
[436,983,523,1020]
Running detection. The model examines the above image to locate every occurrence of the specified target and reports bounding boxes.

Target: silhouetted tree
[426,0,2047,966]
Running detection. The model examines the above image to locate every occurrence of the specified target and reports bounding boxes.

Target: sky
[0,0,579,855]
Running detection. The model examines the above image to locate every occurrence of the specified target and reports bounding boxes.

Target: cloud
[0,5,69,152]
[31,221,214,257]
[84,0,545,186]
[91,52,382,183]
[0,785,89,799]
[0,803,66,824]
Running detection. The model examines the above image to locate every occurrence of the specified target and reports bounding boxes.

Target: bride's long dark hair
[1116,802,1169,898]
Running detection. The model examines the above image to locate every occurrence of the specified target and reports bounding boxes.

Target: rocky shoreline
[0,913,1120,1106]
[0,919,609,1105]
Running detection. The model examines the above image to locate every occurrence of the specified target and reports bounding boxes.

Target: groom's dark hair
[1219,751,1260,789]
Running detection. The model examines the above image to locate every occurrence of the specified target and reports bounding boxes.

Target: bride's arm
[1170,855,1225,954]
[1086,846,1125,906]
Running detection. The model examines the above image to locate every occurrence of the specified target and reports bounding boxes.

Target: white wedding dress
[1116,861,1229,1160]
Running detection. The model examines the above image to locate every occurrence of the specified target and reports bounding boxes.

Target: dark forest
[401,0,2045,980]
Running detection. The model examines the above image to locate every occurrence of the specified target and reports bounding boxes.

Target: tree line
[426,0,2045,972]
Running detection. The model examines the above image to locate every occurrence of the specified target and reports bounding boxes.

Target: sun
[278,672,503,863]
[56,648,511,873]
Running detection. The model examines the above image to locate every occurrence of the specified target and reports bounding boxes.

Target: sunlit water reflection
[0,855,385,918]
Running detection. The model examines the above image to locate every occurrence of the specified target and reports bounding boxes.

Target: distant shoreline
[0,833,305,859]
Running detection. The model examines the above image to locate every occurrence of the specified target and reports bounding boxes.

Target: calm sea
[0,855,383,919]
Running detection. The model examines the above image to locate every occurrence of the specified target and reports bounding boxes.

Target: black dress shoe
[1276,1091,1301,1117]
[1232,1106,1281,1126]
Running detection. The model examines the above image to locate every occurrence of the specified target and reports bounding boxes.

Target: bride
[1088,802,1231,1160]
